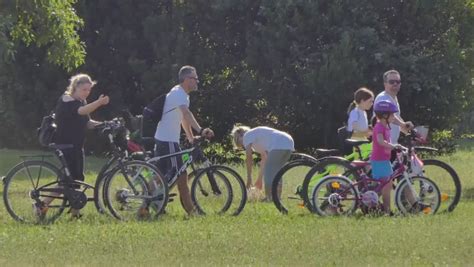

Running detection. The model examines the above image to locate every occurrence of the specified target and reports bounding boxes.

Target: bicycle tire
[3,160,67,223]
[104,160,169,220]
[301,157,360,213]
[420,159,461,212]
[310,175,359,216]
[394,176,441,215]
[190,168,233,215]
[271,159,317,214]
[191,165,247,216]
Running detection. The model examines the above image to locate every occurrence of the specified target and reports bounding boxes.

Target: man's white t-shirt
[374,91,401,144]
[154,85,189,143]
[243,126,295,154]
[347,107,368,133]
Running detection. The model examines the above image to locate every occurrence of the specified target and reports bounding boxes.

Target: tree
[0,0,85,70]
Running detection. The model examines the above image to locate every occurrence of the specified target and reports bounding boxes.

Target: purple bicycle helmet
[373,100,398,114]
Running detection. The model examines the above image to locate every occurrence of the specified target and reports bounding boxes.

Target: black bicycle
[2,118,168,223]
[134,138,247,216]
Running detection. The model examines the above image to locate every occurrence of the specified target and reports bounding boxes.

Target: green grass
[0,145,474,265]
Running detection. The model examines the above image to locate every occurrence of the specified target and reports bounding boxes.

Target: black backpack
[37,113,56,147]
[142,94,175,137]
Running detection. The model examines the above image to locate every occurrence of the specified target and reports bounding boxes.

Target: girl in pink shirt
[371,100,402,213]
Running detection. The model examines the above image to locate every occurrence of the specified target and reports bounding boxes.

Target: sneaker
[137,206,150,219]
[410,201,432,214]
[32,202,48,219]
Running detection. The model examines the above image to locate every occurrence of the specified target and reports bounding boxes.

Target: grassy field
[0,142,473,266]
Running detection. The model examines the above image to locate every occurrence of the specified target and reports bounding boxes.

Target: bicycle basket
[414,125,429,143]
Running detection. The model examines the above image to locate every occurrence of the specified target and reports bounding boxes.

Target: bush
[429,129,457,155]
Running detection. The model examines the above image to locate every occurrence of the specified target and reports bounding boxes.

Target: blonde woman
[231,125,294,201]
[35,74,109,218]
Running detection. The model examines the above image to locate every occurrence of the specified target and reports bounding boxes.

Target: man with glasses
[153,65,214,215]
[374,70,414,144]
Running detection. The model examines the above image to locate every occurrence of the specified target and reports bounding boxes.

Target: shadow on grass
[462,187,474,200]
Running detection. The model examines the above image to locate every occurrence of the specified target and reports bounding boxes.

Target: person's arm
[78,94,109,116]
[87,120,101,129]
[179,105,214,138]
[392,114,414,134]
[245,145,254,189]
[376,133,396,150]
[179,105,202,133]
[181,119,194,143]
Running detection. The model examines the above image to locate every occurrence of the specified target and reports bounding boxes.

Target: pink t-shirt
[370,122,391,161]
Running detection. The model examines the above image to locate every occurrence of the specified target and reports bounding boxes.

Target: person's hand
[201,128,214,139]
[405,121,414,130]
[97,94,110,106]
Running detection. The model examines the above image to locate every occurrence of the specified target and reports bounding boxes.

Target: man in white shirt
[154,65,214,215]
[374,70,414,144]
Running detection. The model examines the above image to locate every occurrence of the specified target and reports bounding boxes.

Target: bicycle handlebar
[95,118,125,135]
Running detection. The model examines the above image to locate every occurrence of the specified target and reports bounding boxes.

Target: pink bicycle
[308,144,441,216]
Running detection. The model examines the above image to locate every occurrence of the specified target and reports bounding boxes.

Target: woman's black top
[54,95,90,148]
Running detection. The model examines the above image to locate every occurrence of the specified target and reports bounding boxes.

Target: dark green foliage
[0,0,473,154]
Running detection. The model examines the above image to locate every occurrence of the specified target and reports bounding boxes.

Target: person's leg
[381,181,392,213]
[152,141,193,214]
[154,140,173,178]
[263,150,292,201]
[68,148,85,217]
[371,160,393,214]
[34,148,79,216]
[140,140,176,217]
[177,171,194,214]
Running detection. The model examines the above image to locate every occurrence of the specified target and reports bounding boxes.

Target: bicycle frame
[349,147,424,207]
[146,141,217,191]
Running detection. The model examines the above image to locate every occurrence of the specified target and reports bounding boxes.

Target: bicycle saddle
[48,143,74,150]
[345,139,371,147]
[315,149,340,157]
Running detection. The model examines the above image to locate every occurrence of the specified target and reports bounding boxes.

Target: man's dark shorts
[154,139,184,179]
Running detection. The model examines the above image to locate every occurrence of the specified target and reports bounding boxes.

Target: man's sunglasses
[387,80,401,85]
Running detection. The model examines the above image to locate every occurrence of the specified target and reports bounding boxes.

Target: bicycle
[271,144,370,214]
[92,119,169,220]
[115,113,247,216]
[307,145,441,216]
[2,118,168,223]
[274,127,461,214]
[113,138,248,216]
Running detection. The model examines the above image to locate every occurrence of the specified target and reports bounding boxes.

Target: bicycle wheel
[3,160,67,223]
[104,161,168,220]
[394,176,441,215]
[301,157,360,213]
[271,159,317,214]
[93,159,118,215]
[311,175,359,216]
[191,165,247,216]
[418,159,461,213]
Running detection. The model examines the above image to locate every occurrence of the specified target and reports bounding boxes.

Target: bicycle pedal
[169,193,177,198]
